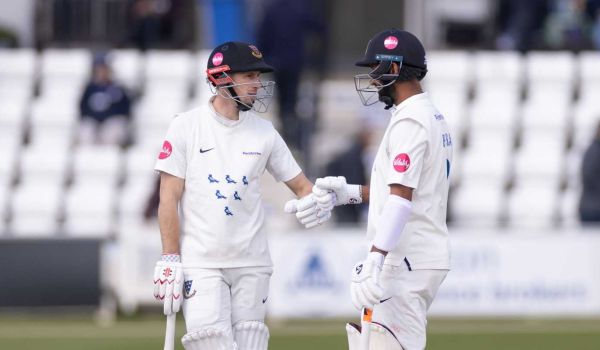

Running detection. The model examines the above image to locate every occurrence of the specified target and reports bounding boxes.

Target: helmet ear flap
[206,65,234,87]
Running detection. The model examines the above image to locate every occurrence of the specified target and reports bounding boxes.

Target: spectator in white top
[152,41,334,350]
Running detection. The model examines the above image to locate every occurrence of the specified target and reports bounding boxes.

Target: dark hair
[398,65,427,82]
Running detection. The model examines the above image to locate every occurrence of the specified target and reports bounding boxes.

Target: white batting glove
[153,254,183,315]
[314,176,362,206]
[350,252,384,310]
[284,193,332,229]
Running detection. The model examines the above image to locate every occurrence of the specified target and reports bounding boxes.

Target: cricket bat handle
[164,313,176,350]
[360,307,373,350]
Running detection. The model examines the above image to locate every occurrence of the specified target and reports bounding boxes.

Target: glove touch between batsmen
[313,176,362,208]
[284,192,334,229]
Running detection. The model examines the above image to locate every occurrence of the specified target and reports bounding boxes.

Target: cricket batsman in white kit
[152,41,333,350]
[313,29,452,350]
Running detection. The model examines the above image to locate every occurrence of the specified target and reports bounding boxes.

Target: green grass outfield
[1,315,599,350]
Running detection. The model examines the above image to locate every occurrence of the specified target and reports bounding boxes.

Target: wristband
[347,184,363,204]
[161,254,181,263]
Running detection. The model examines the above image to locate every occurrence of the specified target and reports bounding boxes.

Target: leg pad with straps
[346,322,404,350]
[182,328,237,350]
[233,321,269,350]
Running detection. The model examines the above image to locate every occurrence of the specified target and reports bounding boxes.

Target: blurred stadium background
[1,0,600,349]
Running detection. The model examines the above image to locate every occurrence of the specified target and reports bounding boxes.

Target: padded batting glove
[350,252,384,310]
[153,254,183,315]
[314,176,362,206]
[284,193,332,229]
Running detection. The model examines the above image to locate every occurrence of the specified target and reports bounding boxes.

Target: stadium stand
[0,48,599,236]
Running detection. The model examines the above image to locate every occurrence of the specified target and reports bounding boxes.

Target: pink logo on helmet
[212,52,224,66]
[393,153,410,172]
[159,141,172,159]
[384,36,398,50]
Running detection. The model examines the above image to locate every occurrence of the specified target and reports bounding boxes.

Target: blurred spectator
[0,25,18,47]
[79,55,131,146]
[323,110,384,224]
[324,134,368,224]
[257,0,327,152]
[128,0,162,50]
[544,0,591,50]
[496,0,550,51]
[579,122,600,223]
[588,0,600,48]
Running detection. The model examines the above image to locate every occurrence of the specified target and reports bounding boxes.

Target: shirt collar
[208,96,246,127]
[390,92,428,114]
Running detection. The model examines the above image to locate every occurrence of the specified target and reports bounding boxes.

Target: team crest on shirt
[158,141,172,159]
[183,280,196,299]
[393,153,410,173]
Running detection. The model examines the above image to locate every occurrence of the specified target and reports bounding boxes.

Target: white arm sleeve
[372,194,412,252]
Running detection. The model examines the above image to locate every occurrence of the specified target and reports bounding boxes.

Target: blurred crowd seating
[0,48,598,238]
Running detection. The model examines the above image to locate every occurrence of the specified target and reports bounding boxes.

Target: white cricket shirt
[367,92,452,269]
[154,100,301,268]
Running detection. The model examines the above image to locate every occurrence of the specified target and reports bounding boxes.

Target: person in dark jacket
[579,121,600,222]
[257,0,327,151]
[79,56,132,146]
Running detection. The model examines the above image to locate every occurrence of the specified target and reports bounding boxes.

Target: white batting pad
[346,322,404,350]
[181,329,237,350]
[233,321,269,350]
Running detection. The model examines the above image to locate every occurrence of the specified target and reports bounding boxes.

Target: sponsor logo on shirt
[442,133,452,147]
[384,36,398,50]
[243,151,262,156]
[158,141,172,159]
[393,153,411,173]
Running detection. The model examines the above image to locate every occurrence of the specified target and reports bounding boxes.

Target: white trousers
[79,116,129,145]
[182,266,273,334]
[372,264,448,350]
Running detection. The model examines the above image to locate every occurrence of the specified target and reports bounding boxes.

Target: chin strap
[227,86,252,112]
[378,85,396,110]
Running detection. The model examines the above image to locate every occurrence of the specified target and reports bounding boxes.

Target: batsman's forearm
[361,185,370,203]
[158,201,181,255]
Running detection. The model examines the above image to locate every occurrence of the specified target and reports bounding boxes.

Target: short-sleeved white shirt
[154,101,301,268]
[367,92,452,270]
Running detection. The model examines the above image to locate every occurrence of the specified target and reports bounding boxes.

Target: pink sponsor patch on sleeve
[393,153,410,172]
[158,141,173,159]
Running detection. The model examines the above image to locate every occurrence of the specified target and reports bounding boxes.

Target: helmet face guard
[354,55,403,109]
[207,65,275,113]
